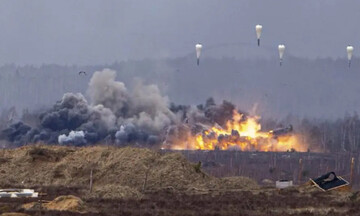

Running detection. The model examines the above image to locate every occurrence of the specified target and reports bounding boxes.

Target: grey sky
[0,0,359,65]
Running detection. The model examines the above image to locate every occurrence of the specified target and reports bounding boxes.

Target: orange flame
[168,110,307,152]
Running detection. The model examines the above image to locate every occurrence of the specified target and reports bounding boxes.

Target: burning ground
[0,68,306,152]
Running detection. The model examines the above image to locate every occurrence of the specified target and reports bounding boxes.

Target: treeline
[260,113,360,153]
[1,56,360,119]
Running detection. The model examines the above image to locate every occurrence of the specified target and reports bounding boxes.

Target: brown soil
[87,185,143,200]
[22,195,86,213]
[0,145,358,215]
[2,188,359,216]
[218,176,260,190]
[0,213,30,216]
[44,195,85,212]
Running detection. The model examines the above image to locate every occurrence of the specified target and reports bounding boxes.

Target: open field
[0,145,358,215]
[1,184,360,216]
[176,150,360,188]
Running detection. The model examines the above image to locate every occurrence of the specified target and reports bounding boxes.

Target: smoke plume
[1,69,185,147]
[58,130,86,145]
[1,68,293,151]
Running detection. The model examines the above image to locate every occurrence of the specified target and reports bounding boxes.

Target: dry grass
[0,145,258,200]
[22,195,86,213]
[87,185,143,200]
[218,176,260,190]
[0,145,359,215]
[43,195,86,212]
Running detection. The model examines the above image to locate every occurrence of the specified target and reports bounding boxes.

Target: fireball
[166,110,306,152]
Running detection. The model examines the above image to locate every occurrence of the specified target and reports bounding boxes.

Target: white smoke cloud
[88,68,177,133]
[88,68,129,114]
[58,130,86,145]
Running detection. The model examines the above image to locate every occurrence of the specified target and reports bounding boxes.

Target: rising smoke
[58,130,86,145]
[0,68,263,149]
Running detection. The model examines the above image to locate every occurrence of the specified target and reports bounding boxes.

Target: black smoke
[0,68,240,148]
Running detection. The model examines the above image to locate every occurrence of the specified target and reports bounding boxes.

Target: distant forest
[1,56,360,119]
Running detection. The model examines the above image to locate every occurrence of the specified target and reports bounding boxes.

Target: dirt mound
[0,145,258,198]
[0,145,210,191]
[22,195,86,213]
[44,195,86,212]
[144,152,215,191]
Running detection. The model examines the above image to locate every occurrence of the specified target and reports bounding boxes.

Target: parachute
[347,45,354,68]
[278,44,286,66]
[255,25,262,46]
[195,43,203,65]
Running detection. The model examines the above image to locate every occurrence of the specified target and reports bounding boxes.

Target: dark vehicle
[268,125,293,138]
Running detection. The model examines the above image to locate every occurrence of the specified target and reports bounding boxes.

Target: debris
[276,180,293,189]
[268,125,293,138]
[310,172,349,191]
[0,189,38,198]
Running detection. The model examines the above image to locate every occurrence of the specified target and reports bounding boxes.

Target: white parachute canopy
[347,45,354,68]
[255,25,262,46]
[278,44,286,66]
[195,43,202,65]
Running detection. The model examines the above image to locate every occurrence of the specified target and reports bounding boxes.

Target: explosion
[0,68,307,152]
[165,110,306,152]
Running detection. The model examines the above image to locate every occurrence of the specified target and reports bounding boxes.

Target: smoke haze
[1,57,360,119]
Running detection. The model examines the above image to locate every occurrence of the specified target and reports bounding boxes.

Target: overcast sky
[0,0,359,65]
